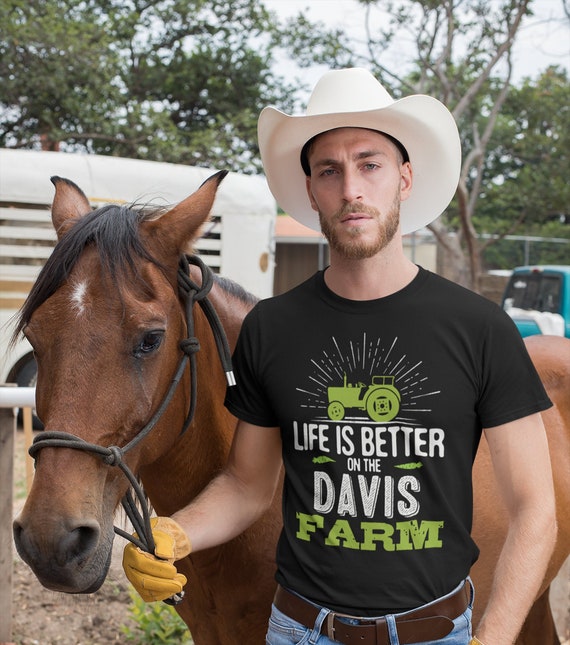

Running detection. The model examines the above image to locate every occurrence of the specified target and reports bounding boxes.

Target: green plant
[122,587,193,644]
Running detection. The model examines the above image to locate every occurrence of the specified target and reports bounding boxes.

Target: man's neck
[324,248,418,301]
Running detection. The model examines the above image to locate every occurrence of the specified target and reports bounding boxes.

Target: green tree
[477,67,570,236]
[0,1,121,151]
[0,0,298,173]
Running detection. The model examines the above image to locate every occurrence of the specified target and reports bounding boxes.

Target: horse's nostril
[13,517,36,562]
[12,520,24,552]
[56,521,101,567]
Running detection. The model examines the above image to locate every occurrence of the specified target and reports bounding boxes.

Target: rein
[28,254,235,604]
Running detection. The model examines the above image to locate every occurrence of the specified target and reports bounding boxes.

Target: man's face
[305,128,412,259]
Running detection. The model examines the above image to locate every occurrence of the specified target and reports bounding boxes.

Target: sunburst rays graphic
[296,334,440,424]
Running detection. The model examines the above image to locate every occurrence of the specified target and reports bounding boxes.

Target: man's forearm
[475,507,557,644]
[171,469,277,553]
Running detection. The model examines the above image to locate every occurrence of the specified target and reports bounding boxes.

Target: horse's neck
[189,262,256,350]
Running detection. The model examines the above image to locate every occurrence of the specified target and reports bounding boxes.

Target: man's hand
[123,517,192,602]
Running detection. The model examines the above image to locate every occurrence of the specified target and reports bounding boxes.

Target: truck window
[504,273,561,313]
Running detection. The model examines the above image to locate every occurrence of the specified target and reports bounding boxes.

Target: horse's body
[12,176,569,644]
[471,334,570,644]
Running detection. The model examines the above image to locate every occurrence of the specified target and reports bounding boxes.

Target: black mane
[12,201,258,343]
[12,202,163,342]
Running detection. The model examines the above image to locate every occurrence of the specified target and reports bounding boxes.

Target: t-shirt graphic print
[295,332,442,546]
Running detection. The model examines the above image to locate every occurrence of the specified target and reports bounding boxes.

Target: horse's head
[13,171,227,593]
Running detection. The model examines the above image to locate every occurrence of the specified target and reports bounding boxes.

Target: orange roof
[275,214,324,239]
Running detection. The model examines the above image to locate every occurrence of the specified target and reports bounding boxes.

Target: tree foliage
[0,1,120,150]
[479,67,570,228]
[0,0,298,172]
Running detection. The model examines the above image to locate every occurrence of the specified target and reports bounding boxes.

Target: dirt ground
[10,544,136,644]
[7,429,570,645]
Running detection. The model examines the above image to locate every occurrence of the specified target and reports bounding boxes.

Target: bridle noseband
[28,254,235,604]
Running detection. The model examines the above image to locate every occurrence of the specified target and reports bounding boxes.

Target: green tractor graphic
[327,374,401,422]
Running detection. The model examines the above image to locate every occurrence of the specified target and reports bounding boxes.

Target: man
[123,68,556,645]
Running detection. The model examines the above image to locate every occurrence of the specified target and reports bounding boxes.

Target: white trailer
[0,148,276,394]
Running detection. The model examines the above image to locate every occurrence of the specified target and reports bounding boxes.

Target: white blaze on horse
[12,176,569,644]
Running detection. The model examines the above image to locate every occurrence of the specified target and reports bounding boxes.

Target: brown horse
[472,334,570,645]
[12,174,282,643]
[12,175,569,644]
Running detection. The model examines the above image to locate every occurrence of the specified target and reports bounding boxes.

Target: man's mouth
[340,212,371,223]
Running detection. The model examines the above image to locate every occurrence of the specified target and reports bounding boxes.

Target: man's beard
[319,194,401,260]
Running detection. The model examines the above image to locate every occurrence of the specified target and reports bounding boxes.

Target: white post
[0,385,17,644]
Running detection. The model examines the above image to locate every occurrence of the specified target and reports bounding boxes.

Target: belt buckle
[326,612,337,640]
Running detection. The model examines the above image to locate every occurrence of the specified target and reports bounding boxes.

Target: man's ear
[400,162,413,202]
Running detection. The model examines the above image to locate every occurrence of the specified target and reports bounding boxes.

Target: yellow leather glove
[122,517,192,602]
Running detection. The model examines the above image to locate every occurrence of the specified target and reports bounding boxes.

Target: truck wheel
[14,355,43,430]
[327,401,345,421]
[366,389,400,422]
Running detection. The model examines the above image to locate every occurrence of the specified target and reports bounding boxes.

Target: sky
[264,0,570,92]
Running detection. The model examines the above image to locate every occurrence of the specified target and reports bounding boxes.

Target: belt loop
[309,607,331,644]
[325,612,336,640]
[385,614,400,645]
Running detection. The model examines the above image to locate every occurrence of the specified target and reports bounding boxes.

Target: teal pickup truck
[501,265,570,338]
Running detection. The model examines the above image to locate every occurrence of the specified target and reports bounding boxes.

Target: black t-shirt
[224,267,551,615]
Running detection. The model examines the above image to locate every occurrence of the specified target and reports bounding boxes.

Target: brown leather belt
[273,580,470,645]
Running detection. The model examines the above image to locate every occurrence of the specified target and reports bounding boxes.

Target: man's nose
[341,170,363,203]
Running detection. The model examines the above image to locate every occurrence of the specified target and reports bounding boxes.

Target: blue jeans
[266,579,474,645]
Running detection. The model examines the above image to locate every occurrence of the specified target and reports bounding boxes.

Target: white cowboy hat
[258,67,461,235]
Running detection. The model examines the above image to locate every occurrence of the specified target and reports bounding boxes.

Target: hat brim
[258,95,461,235]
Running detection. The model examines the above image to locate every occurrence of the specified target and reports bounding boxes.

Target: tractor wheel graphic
[366,388,400,422]
[327,401,345,420]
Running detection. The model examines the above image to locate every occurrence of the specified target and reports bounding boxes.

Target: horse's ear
[50,176,92,240]
[152,170,228,255]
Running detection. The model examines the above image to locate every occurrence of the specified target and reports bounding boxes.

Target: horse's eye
[134,330,164,357]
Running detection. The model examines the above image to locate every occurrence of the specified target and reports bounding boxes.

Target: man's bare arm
[172,421,283,552]
[475,413,556,644]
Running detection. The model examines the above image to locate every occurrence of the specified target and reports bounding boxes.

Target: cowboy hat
[258,67,461,235]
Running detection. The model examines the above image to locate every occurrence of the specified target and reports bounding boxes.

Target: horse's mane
[12,202,258,343]
[215,274,259,308]
[12,203,158,342]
